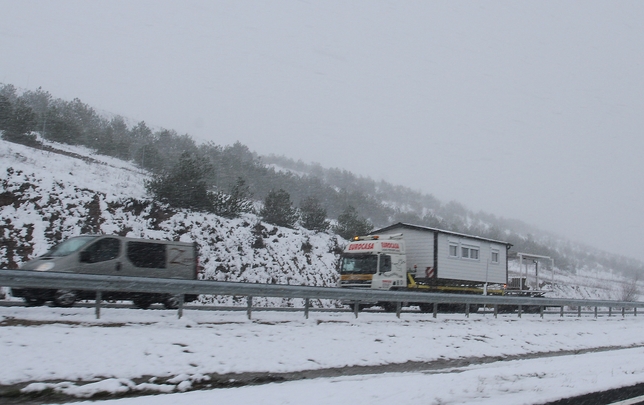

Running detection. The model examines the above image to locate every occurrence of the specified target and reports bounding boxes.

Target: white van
[12,235,199,308]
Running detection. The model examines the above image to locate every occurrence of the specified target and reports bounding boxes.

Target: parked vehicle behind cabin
[11,235,199,309]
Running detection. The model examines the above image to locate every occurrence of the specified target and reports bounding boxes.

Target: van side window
[127,242,166,268]
[83,238,121,263]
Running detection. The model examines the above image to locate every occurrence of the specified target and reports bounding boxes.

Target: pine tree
[0,97,38,145]
[300,197,330,232]
[0,94,12,132]
[145,152,214,212]
[96,116,131,159]
[135,142,163,172]
[260,189,299,228]
[213,177,254,218]
[334,205,372,239]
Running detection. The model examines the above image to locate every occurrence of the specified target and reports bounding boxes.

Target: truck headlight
[35,262,55,271]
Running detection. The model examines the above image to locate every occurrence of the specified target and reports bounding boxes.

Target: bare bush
[619,274,640,302]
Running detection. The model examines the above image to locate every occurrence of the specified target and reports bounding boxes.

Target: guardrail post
[304,298,310,319]
[247,296,253,320]
[635,307,637,317]
[578,306,581,318]
[432,303,437,319]
[622,307,625,317]
[493,304,498,318]
[95,291,102,319]
[353,301,360,318]
[560,306,564,318]
[594,306,597,318]
[517,305,522,318]
[395,302,401,319]
[465,303,470,318]
[608,307,612,317]
[540,306,543,319]
[177,294,184,319]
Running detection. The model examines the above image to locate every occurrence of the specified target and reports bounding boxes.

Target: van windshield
[44,236,98,257]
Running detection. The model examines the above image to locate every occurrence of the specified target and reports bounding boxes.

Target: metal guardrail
[2,270,643,319]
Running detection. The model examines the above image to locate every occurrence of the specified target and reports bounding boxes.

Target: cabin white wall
[437,233,506,283]
[377,226,508,283]
[378,227,434,276]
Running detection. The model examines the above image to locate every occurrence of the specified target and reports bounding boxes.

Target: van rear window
[127,242,166,268]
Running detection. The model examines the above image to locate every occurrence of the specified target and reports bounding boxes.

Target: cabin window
[461,246,479,260]
[491,250,500,264]
[449,244,458,257]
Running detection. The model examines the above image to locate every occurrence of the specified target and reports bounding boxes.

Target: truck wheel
[418,303,433,313]
[162,294,182,309]
[525,305,541,314]
[382,302,398,313]
[53,290,77,307]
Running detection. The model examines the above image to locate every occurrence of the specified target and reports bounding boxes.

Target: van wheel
[24,296,46,307]
[53,290,77,307]
[163,294,182,309]
[133,296,154,309]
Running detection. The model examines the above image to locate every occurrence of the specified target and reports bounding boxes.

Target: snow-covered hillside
[0,138,342,306]
[0,137,640,304]
[507,260,641,302]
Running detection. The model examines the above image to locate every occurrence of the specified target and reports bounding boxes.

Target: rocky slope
[0,138,342,306]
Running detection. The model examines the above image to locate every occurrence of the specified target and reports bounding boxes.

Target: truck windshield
[44,236,98,257]
[340,254,378,274]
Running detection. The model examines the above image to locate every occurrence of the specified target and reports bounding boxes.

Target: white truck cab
[339,234,407,290]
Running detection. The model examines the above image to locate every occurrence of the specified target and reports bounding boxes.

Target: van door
[167,245,195,279]
[78,237,123,275]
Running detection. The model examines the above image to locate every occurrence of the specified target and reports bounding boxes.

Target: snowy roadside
[2,306,644,403]
[74,346,644,405]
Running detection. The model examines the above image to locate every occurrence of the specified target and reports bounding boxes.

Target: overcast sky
[2,1,644,261]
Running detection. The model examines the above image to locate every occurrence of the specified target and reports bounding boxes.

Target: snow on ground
[0,137,148,200]
[3,306,644,404]
[74,347,644,405]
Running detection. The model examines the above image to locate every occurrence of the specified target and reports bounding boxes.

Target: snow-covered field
[2,306,644,404]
